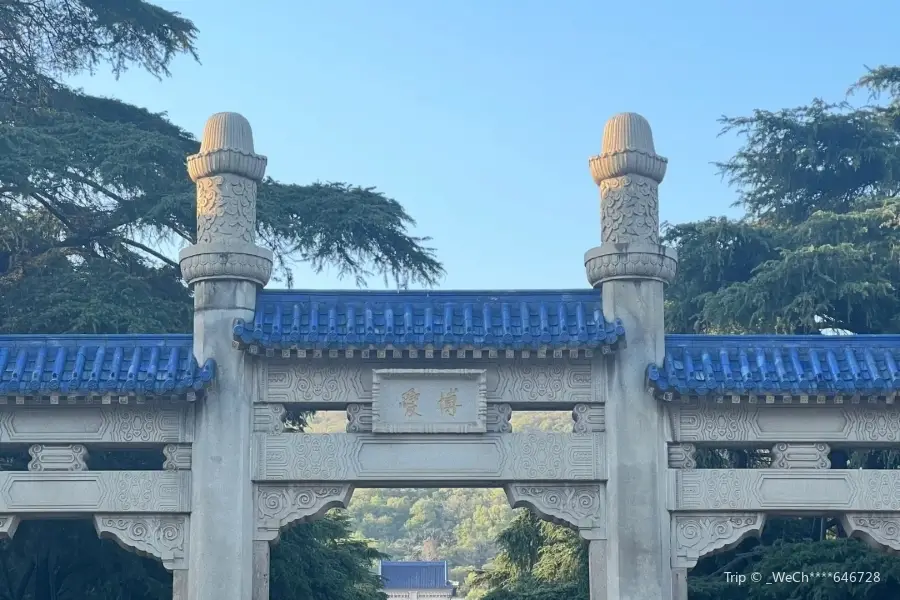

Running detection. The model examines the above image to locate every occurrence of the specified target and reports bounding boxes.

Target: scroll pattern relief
[263,361,597,407]
[253,404,286,433]
[840,513,900,554]
[671,513,766,569]
[668,444,696,469]
[28,444,88,471]
[94,515,189,571]
[770,443,831,469]
[255,484,354,542]
[600,175,660,245]
[163,445,192,471]
[347,403,513,433]
[505,484,605,540]
[0,406,193,444]
[673,469,900,512]
[0,516,20,539]
[254,432,605,483]
[195,174,257,245]
[0,471,190,513]
[670,403,900,443]
[572,404,604,433]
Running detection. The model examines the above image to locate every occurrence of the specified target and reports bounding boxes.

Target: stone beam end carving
[256,484,354,543]
[0,515,20,539]
[841,513,900,554]
[672,513,766,569]
[505,484,605,540]
[93,515,189,571]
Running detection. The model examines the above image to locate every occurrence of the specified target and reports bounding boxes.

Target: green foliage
[0,1,443,598]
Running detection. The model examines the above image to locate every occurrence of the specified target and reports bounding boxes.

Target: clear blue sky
[68,0,897,290]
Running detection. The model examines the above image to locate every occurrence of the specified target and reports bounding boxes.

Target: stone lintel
[253,432,606,484]
[0,471,190,513]
[671,469,900,512]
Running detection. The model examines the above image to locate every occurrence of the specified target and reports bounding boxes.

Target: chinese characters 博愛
[400,388,421,417]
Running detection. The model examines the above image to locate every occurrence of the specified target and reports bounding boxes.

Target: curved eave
[648,334,900,400]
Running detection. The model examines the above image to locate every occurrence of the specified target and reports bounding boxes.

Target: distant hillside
[306,409,572,596]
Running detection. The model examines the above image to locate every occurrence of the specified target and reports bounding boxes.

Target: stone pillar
[179,113,273,600]
[585,113,677,600]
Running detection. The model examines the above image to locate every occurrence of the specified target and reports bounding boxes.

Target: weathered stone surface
[94,515,189,570]
[0,471,189,512]
[0,406,193,444]
[253,432,605,483]
[672,469,900,512]
[262,359,599,408]
[669,403,900,444]
[671,513,765,568]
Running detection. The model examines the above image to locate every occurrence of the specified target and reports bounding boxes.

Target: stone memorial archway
[0,110,898,600]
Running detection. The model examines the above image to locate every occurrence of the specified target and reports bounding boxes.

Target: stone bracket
[94,515,189,571]
[505,483,606,540]
[28,444,88,471]
[0,515,20,539]
[841,513,900,554]
[671,512,766,569]
[255,483,354,543]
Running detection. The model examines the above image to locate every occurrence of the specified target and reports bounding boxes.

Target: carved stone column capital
[180,112,272,288]
[585,242,677,287]
[585,113,678,287]
[505,483,605,540]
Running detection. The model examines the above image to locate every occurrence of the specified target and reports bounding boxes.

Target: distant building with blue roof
[378,561,455,599]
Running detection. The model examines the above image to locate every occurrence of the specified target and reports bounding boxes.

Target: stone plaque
[371,369,487,433]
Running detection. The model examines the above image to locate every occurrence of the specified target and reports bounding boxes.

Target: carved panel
[671,513,765,568]
[671,404,900,444]
[770,443,831,469]
[94,515,189,570]
[266,363,364,405]
[841,513,900,553]
[672,469,900,512]
[253,404,286,433]
[505,483,605,539]
[668,444,696,469]
[0,515,20,539]
[372,369,487,434]
[28,444,88,471]
[0,406,192,444]
[163,445,192,471]
[0,471,190,512]
[572,404,605,433]
[254,432,605,483]
[346,404,372,433]
[487,404,512,433]
[262,360,596,408]
[255,484,354,542]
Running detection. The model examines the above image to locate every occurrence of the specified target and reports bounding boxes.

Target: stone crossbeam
[0,406,193,445]
[253,432,605,484]
[669,404,900,445]
[670,469,900,512]
[0,471,190,513]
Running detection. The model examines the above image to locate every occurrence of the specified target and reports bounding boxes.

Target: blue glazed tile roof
[0,335,215,397]
[380,561,452,590]
[234,290,623,352]
[649,334,900,397]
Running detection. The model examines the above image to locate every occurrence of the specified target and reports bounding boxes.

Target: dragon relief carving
[672,513,765,569]
[94,515,188,571]
[255,484,354,542]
